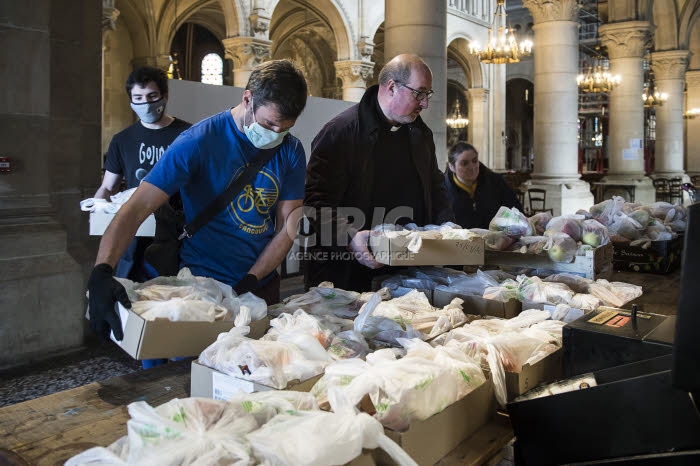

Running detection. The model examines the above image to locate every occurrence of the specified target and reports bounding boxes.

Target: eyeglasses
[396,82,434,102]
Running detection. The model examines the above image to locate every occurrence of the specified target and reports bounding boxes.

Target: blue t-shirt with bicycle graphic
[144,109,306,286]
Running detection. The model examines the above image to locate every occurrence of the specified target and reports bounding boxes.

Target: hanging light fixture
[577,59,620,93]
[469,0,532,64]
[684,108,700,119]
[446,100,469,129]
[642,55,668,108]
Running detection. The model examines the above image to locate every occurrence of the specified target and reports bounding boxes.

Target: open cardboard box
[90,211,156,237]
[370,235,484,266]
[109,303,269,360]
[190,359,322,400]
[503,347,563,402]
[370,376,496,466]
[433,289,522,319]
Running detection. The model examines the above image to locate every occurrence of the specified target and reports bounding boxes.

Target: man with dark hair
[305,54,453,292]
[87,59,308,342]
[95,66,191,282]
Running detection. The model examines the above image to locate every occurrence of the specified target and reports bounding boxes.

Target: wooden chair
[528,188,553,215]
[691,175,700,187]
[669,177,683,204]
[652,178,670,203]
[515,189,525,209]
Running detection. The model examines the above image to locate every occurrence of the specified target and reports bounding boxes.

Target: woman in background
[444,141,522,229]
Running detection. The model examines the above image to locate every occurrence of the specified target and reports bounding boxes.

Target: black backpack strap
[178,145,280,240]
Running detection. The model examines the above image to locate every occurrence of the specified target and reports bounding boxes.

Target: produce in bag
[483,230,518,250]
[517,275,575,305]
[528,211,553,235]
[581,219,610,247]
[489,206,533,237]
[543,232,578,263]
[545,215,584,242]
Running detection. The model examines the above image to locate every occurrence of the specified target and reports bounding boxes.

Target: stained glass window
[201,53,223,85]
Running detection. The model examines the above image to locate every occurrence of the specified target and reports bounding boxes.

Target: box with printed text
[371,235,484,266]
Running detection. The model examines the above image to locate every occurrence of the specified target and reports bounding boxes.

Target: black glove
[87,263,131,341]
[234,273,259,295]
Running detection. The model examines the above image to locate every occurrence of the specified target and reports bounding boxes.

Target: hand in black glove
[87,263,131,341]
[234,273,259,295]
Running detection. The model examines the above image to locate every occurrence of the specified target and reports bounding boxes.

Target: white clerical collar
[390,125,401,132]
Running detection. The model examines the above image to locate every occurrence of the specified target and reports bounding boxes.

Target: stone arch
[157,0,225,57]
[652,0,680,50]
[678,0,700,50]
[116,0,152,59]
[447,36,483,89]
[269,0,352,60]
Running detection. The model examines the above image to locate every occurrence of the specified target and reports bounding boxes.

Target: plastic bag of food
[664,205,688,232]
[575,209,593,220]
[568,293,601,311]
[503,309,551,329]
[648,202,675,220]
[327,330,370,360]
[543,232,578,263]
[489,206,533,237]
[516,235,548,255]
[483,230,518,250]
[517,275,575,304]
[483,278,519,302]
[543,272,593,294]
[628,208,651,228]
[592,196,626,227]
[545,215,584,242]
[529,211,553,235]
[588,279,643,307]
[581,219,610,247]
[608,212,644,240]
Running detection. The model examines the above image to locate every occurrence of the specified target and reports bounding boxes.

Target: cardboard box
[90,211,156,237]
[484,243,613,279]
[110,303,269,359]
[371,235,484,266]
[612,236,682,274]
[373,377,496,466]
[504,347,563,401]
[433,289,522,319]
[190,359,322,400]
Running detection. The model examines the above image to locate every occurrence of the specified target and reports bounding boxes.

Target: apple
[582,231,601,247]
[548,244,568,262]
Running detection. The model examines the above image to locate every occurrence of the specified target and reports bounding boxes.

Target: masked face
[243,98,291,149]
[130,97,166,124]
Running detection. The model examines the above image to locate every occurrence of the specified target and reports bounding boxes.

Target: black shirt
[370,98,426,226]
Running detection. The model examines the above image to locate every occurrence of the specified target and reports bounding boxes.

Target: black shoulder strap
[178,145,280,240]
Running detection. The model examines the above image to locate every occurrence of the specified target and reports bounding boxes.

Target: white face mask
[243,98,288,149]
[131,97,166,124]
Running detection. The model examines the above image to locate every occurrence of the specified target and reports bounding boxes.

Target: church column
[522,0,592,215]
[384,0,448,166]
[334,61,374,102]
[223,37,272,88]
[686,70,700,177]
[598,21,654,204]
[467,87,489,167]
[651,50,690,179]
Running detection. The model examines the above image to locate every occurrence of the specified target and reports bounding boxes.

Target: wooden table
[0,360,513,466]
[0,360,191,465]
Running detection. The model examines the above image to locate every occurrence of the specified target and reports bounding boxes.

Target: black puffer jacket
[304,85,453,291]
[444,163,522,229]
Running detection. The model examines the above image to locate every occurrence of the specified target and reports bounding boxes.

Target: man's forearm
[248,229,294,280]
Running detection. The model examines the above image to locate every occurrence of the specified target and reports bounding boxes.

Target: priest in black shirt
[304,54,453,292]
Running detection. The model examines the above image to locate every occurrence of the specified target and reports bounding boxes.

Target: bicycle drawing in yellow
[237,184,273,215]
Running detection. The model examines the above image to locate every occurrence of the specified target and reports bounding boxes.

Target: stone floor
[0,269,680,408]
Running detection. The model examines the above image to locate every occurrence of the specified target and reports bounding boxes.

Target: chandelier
[577,61,620,93]
[469,0,532,64]
[684,108,700,119]
[642,72,668,108]
[446,100,469,129]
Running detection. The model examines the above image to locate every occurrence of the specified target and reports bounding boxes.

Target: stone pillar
[0,0,100,369]
[334,60,374,102]
[384,0,448,167]
[131,55,171,71]
[468,87,489,166]
[651,50,690,179]
[223,37,271,88]
[598,21,654,204]
[686,70,700,177]
[522,0,592,215]
[492,64,507,171]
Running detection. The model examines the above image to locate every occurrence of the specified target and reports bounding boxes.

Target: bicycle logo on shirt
[229,168,280,235]
[237,185,273,215]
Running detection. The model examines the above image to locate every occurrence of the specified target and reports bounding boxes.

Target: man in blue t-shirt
[87,59,308,342]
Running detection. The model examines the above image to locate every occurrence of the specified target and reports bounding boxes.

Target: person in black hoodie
[444,141,522,229]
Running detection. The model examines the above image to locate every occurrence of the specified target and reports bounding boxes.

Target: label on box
[212,372,254,400]
[588,309,619,325]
